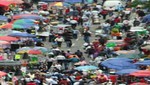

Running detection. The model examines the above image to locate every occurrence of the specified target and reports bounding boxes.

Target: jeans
[84,36,90,43]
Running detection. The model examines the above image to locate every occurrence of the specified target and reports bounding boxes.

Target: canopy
[130,70,150,77]
[116,69,139,75]
[0,36,19,42]
[135,60,150,65]
[100,58,137,70]
[8,32,36,37]
[0,15,8,21]
[74,65,99,71]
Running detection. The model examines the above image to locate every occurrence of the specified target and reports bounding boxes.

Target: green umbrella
[106,42,116,47]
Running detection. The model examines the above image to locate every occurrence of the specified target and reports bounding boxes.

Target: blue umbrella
[0,15,8,21]
[8,32,36,37]
[14,19,36,25]
[116,69,139,75]
[135,60,150,65]
[100,58,137,70]
[74,65,99,71]
[142,14,150,23]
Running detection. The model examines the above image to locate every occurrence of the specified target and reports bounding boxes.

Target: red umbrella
[28,50,42,55]
[0,23,12,29]
[130,82,148,85]
[0,1,11,7]
[130,70,150,77]
[0,36,19,42]
[0,71,7,77]
[0,0,23,4]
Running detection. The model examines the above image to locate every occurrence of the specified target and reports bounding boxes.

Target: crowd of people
[0,0,150,85]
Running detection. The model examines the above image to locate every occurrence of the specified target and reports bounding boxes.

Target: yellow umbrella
[54,2,63,6]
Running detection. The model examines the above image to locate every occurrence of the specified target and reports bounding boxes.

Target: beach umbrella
[0,1,11,7]
[74,65,99,71]
[0,40,10,45]
[8,32,36,37]
[0,15,8,21]
[116,69,139,75]
[28,50,42,55]
[100,58,137,70]
[12,14,43,20]
[0,36,19,42]
[106,42,116,47]
[135,60,150,65]
[130,70,150,77]
[0,0,23,4]
[0,71,7,77]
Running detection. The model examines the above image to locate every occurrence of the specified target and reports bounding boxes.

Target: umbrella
[8,32,36,37]
[0,56,4,60]
[13,19,37,25]
[0,40,10,45]
[67,10,79,16]
[130,27,145,32]
[50,2,71,7]
[68,54,78,58]
[135,60,150,65]
[116,69,139,75]
[74,61,87,66]
[74,65,99,71]
[117,54,142,59]
[0,23,35,29]
[130,70,150,77]
[141,45,150,50]
[130,82,148,85]
[0,71,7,77]
[0,36,19,42]
[115,50,136,54]
[0,0,23,4]
[12,14,43,20]
[70,20,78,24]
[16,47,31,52]
[33,47,48,54]
[28,50,42,55]
[100,58,137,70]
[0,15,8,21]
[106,42,116,47]
[142,14,150,23]
[0,1,11,7]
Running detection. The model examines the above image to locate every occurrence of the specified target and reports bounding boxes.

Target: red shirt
[27,82,36,85]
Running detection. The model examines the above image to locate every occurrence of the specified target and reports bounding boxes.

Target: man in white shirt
[101,21,111,34]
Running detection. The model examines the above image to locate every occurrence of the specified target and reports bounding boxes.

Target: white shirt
[46,78,58,85]
[55,55,66,60]
[55,37,64,42]
[101,23,110,28]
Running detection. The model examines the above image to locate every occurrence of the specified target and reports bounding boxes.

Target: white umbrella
[130,27,145,32]
[70,20,78,24]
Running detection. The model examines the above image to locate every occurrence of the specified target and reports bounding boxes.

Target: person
[82,27,91,43]
[100,9,108,20]
[72,29,80,39]
[49,29,55,42]
[54,36,64,47]
[101,21,110,34]
[75,50,83,58]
